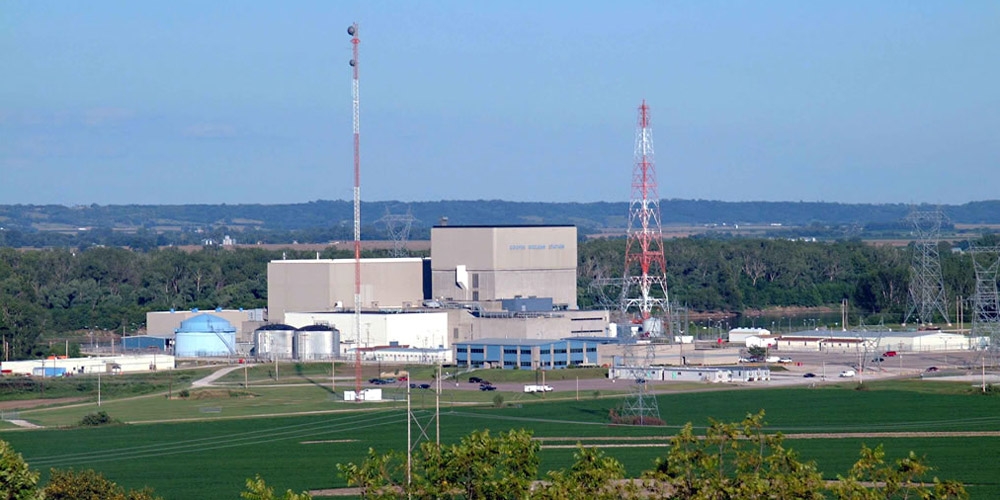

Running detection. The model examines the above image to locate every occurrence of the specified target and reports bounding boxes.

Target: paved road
[191,364,249,387]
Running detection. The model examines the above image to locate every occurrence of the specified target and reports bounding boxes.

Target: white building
[728,328,772,345]
[353,347,452,364]
[1,354,174,376]
[284,311,449,354]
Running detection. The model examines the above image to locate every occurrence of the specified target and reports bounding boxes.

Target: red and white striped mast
[622,100,670,330]
[348,23,362,399]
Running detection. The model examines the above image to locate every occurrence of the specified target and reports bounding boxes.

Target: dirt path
[535,430,1000,449]
[0,397,86,411]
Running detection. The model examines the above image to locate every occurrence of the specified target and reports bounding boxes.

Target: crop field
[2,377,1000,498]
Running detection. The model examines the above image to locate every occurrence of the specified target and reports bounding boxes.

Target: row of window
[464,346,599,353]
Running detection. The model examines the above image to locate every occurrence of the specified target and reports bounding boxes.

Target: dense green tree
[241,474,312,500]
[0,439,41,500]
[532,446,631,500]
[339,429,540,500]
[340,414,967,500]
[42,468,160,500]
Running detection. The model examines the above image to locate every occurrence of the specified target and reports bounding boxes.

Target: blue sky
[2,1,998,205]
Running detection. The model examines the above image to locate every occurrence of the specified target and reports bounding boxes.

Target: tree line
[0,246,364,360]
[580,236,977,320]
[0,236,989,360]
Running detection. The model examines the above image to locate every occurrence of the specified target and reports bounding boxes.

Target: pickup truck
[523,384,553,393]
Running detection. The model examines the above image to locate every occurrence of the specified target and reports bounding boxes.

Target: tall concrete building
[430,225,578,309]
[267,258,427,324]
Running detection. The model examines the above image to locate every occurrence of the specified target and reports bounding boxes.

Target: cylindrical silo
[642,317,664,337]
[294,325,340,360]
[253,324,295,360]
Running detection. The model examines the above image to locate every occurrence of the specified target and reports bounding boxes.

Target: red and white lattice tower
[348,23,362,399]
[622,100,671,334]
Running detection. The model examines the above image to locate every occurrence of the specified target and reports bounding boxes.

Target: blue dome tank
[175,313,237,357]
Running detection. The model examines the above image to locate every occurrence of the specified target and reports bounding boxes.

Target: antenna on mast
[348,22,363,401]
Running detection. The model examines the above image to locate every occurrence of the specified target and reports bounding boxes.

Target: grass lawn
[3,377,999,498]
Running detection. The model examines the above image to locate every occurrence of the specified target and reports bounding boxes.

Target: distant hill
[2,199,1000,248]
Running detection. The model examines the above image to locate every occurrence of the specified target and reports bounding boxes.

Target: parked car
[884,351,897,357]
[926,366,939,372]
[872,357,884,363]
[778,357,793,364]
[803,373,816,378]
[839,369,856,377]
[409,383,418,389]
[368,378,381,384]
[479,384,497,391]
[398,376,408,382]
[765,356,780,363]
[419,383,431,389]
[468,376,483,384]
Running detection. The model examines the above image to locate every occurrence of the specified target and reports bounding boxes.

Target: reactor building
[265,224,610,365]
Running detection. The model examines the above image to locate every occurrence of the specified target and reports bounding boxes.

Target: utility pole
[436,362,441,446]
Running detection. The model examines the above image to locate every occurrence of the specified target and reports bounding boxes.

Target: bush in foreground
[339,411,967,500]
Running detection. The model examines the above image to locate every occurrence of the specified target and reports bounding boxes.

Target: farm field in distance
[3,373,1000,499]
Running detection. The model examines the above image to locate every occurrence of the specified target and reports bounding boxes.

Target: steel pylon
[903,209,951,326]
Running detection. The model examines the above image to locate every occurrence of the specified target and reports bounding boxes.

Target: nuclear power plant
[267,224,610,364]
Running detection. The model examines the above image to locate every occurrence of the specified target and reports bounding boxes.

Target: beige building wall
[596,344,741,367]
[430,226,577,308]
[267,258,426,324]
[444,309,609,345]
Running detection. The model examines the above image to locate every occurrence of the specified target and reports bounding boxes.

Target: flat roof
[456,338,565,346]
[432,224,575,229]
[455,337,614,347]
[270,257,425,264]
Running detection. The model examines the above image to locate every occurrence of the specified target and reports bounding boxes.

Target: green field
[2,376,1000,499]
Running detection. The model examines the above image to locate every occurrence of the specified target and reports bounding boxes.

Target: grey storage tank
[254,324,296,360]
[294,324,340,360]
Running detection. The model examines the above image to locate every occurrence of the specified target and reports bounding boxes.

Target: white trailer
[524,384,553,393]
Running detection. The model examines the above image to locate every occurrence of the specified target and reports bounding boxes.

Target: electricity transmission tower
[378,207,417,258]
[903,209,951,326]
[617,100,670,425]
[970,244,1000,361]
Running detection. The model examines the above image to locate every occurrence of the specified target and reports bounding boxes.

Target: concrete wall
[596,344,741,367]
[283,311,449,351]
[442,309,609,346]
[430,226,578,308]
[267,258,426,323]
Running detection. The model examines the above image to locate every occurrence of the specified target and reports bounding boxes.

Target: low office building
[609,365,769,383]
[454,337,616,370]
[353,346,452,364]
[1,354,174,376]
